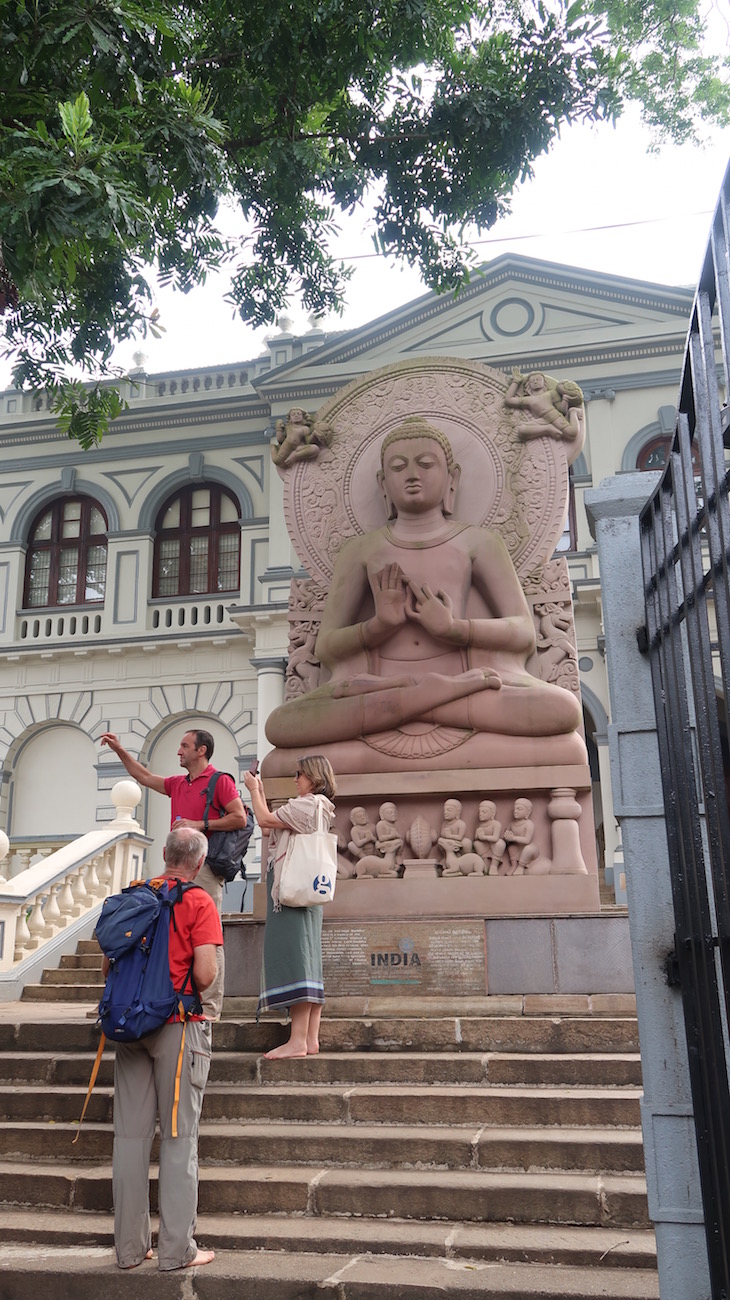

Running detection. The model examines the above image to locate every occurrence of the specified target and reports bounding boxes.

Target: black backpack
[203,772,255,883]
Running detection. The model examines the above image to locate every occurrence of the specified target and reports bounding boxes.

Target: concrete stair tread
[0,1243,661,1296]
[0,1206,658,1267]
[1,1015,641,1053]
[0,1157,648,1190]
[0,1118,647,1173]
[0,1079,644,1100]
[0,1157,650,1227]
[0,1116,646,1140]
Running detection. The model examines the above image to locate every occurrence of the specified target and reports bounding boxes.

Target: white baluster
[57,873,76,924]
[70,868,89,917]
[85,857,103,899]
[13,903,31,961]
[25,895,46,950]
[97,851,113,895]
[43,883,64,932]
[0,828,8,883]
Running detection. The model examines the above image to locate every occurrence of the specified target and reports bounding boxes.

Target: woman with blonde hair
[244,754,336,1059]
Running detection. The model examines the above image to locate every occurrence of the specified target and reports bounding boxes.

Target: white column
[252,657,287,759]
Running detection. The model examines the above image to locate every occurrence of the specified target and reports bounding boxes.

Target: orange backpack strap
[73,1032,106,1144]
[171,1001,190,1138]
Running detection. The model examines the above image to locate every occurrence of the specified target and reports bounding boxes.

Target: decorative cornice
[0,428,271,474]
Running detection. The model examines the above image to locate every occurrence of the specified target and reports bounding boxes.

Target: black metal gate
[640,161,730,1298]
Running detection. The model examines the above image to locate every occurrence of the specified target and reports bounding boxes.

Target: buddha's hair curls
[380,417,457,472]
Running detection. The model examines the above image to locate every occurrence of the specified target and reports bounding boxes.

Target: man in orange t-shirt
[108,826,223,1272]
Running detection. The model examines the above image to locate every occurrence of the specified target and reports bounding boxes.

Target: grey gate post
[586,472,710,1299]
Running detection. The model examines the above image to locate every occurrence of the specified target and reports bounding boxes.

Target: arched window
[636,434,701,474]
[153,483,241,598]
[24,496,108,608]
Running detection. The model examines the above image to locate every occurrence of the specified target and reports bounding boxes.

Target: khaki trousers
[112,1019,212,1270]
[195,860,224,1019]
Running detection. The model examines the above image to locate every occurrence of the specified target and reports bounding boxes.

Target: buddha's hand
[372,564,409,629]
[406,582,457,640]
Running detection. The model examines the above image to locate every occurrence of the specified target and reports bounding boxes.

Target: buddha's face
[380,437,452,516]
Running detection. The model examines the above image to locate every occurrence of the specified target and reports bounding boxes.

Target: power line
[340,210,714,261]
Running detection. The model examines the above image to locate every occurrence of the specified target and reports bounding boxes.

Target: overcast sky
[2,106,730,388]
[112,109,730,377]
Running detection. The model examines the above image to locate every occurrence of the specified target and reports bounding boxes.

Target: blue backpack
[74,877,204,1143]
[96,877,202,1041]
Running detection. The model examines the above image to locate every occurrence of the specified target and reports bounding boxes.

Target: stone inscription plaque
[322,920,486,997]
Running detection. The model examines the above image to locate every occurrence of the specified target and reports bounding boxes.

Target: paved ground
[0,999,95,1023]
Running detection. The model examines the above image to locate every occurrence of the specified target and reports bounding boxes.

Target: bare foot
[119,1249,153,1269]
[184,1249,215,1268]
[263,1042,307,1059]
[306,1042,320,1055]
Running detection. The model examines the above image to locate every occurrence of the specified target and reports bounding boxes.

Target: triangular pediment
[254,254,694,401]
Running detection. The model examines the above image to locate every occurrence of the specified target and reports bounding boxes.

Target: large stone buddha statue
[263,414,585,776]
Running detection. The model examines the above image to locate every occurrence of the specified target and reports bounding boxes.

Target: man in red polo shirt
[99,727,246,1017]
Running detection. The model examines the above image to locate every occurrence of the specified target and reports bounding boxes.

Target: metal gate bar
[640,163,730,1297]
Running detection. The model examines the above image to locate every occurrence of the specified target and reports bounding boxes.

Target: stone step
[0,1014,641,1055]
[0,1082,643,1128]
[21,983,103,1002]
[59,954,103,970]
[0,1047,641,1088]
[41,968,105,985]
[0,1243,661,1298]
[0,1161,651,1227]
[0,1207,659,1270]
[0,1120,647,1173]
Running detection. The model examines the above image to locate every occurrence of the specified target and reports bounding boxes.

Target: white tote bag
[278,796,337,907]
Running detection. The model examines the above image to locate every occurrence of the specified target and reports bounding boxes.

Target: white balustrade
[0,780,150,973]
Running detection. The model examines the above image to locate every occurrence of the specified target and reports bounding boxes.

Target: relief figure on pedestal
[493,798,541,876]
[265,417,583,758]
[347,807,378,860]
[439,798,485,877]
[353,802,402,877]
[473,800,503,874]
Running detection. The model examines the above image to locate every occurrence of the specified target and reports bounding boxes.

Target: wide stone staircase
[0,938,659,1298]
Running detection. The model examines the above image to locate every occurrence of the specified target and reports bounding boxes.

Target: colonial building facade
[0,254,694,881]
